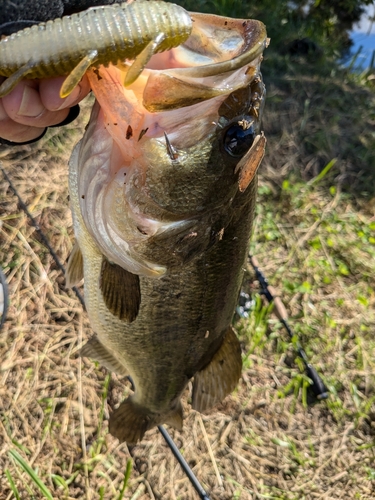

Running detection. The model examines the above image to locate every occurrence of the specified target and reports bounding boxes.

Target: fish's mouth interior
[85,13,267,147]
[124,13,268,112]
[145,13,267,76]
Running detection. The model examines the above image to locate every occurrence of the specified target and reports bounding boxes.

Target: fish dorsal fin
[60,49,98,98]
[124,33,166,87]
[80,335,128,377]
[192,326,242,413]
[164,400,183,431]
[100,257,141,322]
[109,396,155,444]
[65,241,84,288]
[0,62,35,98]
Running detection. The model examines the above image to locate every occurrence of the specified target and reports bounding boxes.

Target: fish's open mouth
[86,13,267,145]
[72,12,268,277]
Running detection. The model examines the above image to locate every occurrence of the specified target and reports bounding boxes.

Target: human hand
[0,74,91,144]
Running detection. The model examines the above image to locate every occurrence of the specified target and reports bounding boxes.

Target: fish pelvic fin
[80,335,128,377]
[109,396,156,444]
[100,257,141,323]
[65,241,84,288]
[192,326,242,413]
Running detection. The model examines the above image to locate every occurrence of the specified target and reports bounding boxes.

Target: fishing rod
[158,425,210,500]
[249,255,329,400]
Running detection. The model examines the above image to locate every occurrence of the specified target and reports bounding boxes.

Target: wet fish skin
[67,12,267,444]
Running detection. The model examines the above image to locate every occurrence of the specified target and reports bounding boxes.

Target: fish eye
[223,121,256,158]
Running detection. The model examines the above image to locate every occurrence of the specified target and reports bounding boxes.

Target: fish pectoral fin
[109,396,155,444]
[65,241,84,288]
[124,33,166,87]
[60,49,98,98]
[0,62,35,98]
[80,335,129,377]
[192,326,242,413]
[164,401,183,431]
[100,257,141,323]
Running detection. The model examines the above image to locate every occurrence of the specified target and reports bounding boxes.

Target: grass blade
[9,449,54,500]
[5,469,21,500]
[308,158,337,185]
[117,459,133,500]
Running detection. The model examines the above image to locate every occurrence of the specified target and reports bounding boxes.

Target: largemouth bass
[67,9,268,444]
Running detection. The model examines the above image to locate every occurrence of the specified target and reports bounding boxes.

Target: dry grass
[0,64,375,499]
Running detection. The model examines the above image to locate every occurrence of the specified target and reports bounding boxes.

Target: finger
[0,98,45,143]
[1,80,70,128]
[39,74,91,111]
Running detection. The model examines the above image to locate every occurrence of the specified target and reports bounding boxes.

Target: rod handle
[268,286,288,321]
[250,255,259,268]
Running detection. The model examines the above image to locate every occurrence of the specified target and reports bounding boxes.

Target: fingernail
[56,84,81,110]
[18,85,44,117]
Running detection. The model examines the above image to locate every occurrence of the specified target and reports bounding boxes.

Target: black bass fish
[67,9,268,444]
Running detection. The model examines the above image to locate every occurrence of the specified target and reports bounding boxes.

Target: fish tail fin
[109,396,184,443]
[164,400,183,431]
[109,396,156,444]
[192,326,242,413]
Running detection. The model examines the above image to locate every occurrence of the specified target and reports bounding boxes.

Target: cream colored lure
[0,1,192,98]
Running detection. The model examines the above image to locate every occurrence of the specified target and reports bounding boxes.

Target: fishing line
[0,264,8,328]
[1,162,211,500]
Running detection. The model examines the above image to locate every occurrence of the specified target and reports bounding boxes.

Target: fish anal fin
[124,33,166,87]
[0,62,34,98]
[65,241,84,288]
[80,336,128,377]
[60,49,98,98]
[109,396,155,444]
[192,327,242,413]
[100,257,140,323]
[164,401,183,431]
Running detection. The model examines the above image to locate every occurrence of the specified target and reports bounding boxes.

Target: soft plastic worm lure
[0,1,192,98]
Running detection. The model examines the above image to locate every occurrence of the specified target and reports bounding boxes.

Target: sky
[354,3,375,34]
[350,3,375,68]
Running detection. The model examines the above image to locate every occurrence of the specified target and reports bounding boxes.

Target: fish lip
[165,16,268,79]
